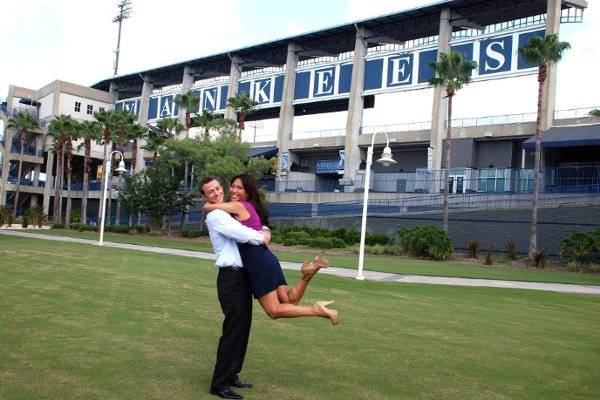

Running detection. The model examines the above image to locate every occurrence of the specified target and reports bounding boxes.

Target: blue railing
[0,103,39,119]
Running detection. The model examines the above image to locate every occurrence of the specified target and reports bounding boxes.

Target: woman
[203,174,339,325]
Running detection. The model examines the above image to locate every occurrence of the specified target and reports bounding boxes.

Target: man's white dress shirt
[206,209,264,268]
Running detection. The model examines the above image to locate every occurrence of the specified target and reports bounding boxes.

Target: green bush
[105,224,132,234]
[51,223,65,229]
[466,240,479,259]
[365,232,392,246]
[0,205,9,226]
[70,223,95,232]
[284,231,312,246]
[180,227,206,238]
[330,238,346,248]
[134,225,150,234]
[398,225,453,260]
[306,237,335,249]
[562,228,600,264]
[70,209,81,224]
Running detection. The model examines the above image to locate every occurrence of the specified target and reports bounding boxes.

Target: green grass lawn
[23,229,600,286]
[1,236,599,400]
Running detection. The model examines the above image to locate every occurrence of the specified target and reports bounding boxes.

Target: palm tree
[227,92,257,140]
[6,112,38,217]
[93,109,118,227]
[156,117,184,139]
[519,34,570,258]
[48,115,76,223]
[127,124,148,173]
[77,120,102,224]
[174,90,199,135]
[63,121,80,228]
[193,110,222,139]
[143,130,167,159]
[588,109,600,117]
[428,50,478,232]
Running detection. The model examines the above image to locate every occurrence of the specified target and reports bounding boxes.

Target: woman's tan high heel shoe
[301,255,330,278]
[313,300,340,326]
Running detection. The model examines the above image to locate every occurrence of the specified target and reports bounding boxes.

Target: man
[200,176,269,400]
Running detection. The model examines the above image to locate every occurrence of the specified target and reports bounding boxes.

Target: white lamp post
[356,132,396,280]
[99,150,127,246]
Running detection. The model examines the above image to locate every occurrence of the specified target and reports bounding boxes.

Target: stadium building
[1,0,598,229]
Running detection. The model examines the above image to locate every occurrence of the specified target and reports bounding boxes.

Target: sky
[1,0,598,138]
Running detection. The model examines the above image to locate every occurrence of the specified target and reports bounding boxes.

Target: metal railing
[262,167,600,195]
[0,103,39,119]
[291,127,346,140]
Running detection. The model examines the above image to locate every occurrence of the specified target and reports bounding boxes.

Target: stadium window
[74,101,81,112]
[86,104,94,115]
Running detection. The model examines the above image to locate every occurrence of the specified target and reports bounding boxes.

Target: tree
[76,120,102,224]
[227,92,257,140]
[428,50,478,232]
[193,110,221,139]
[127,123,148,173]
[155,117,184,139]
[143,129,167,159]
[48,114,76,223]
[63,120,80,228]
[93,109,118,227]
[589,109,600,117]
[6,112,39,217]
[174,90,199,135]
[121,167,197,232]
[519,33,570,258]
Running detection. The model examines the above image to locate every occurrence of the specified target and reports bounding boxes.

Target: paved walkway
[2,230,600,296]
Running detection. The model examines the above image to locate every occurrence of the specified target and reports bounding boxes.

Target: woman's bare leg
[275,256,330,305]
[258,291,338,324]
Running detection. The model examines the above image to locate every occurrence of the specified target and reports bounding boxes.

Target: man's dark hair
[199,176,218,196]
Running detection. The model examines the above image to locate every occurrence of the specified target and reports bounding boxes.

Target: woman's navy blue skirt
[238,243,287,299]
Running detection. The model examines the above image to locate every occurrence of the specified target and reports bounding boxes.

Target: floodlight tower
[112,0,132,76]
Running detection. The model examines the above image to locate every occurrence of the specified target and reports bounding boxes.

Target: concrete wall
[271,204,600,257]
[475,140,514,169]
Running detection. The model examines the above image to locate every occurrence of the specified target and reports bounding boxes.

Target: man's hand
[260,229,271,245]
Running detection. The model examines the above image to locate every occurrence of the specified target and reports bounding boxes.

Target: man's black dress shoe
[230,378,253,389]
[209,386,244,399]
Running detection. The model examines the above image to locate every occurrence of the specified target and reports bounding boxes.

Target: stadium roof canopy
[92,0,586,98]
[522,124,600,149]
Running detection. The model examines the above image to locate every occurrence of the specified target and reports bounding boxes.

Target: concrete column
[541,0,561,130]
[33,165,40,186]
[343,27,368,183]
[30,195,38,207]
[0,129,14,205]
[429,7,452,172]
[42,150,54,215]
[224,56,242,120]
[136,77,153,173]
[109,82,119,104]
[178,66,196,131]
[276,43,299,177]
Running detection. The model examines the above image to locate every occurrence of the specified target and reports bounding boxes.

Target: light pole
[356,132,396,280]
[99,150,127,245]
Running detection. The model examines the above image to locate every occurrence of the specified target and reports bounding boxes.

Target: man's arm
[207,210,265,245]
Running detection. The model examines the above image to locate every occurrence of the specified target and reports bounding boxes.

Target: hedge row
[270,225,393,248]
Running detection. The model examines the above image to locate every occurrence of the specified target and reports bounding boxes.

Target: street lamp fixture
[356,132,396,280]
[99,150,126,246]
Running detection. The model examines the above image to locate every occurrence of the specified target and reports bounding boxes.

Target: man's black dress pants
[211,267,253,389]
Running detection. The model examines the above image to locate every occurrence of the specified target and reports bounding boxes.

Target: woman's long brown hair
[231,173,270,227]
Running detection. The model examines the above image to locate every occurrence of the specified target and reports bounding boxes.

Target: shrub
[532,247,547,269]
[562,228,600,264]
[365,232,392,246]
[466,240,479,259]
[105,224,132,234]
[398,225,453,260]
[484,244,493,265]
[52,223,65,229]
[281,231,311,246]
[180,227,206,238]
[134,225,150,234]
[311,237,344,249]
[70,223,95,232]
[0,205,9,226]
[506,241,517,260]
[70,208,81,224]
